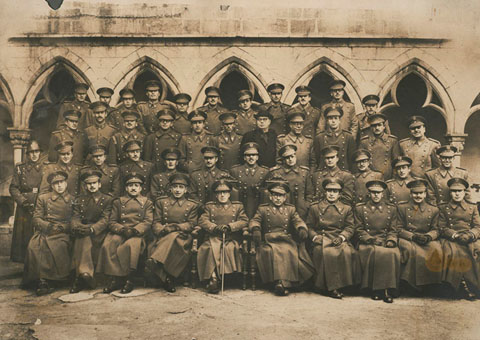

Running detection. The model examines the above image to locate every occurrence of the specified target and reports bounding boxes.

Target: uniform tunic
[80,163,121,198]
[143,129,182,167]
[119,160,153,196]
[306,200,360,290]
[215,131,242,171]
[24,192,74,282]
[358,133,400,179]
[71,192,113,277]
[249,203,314,285]
[354,200,401,290]
[178,131,217,173]
[399,137,440,178]
[269,165,313,219]
[108,103,145,133]
[313,129,356,171]
[84,123,117,150]
[355,111,391,142]
[40,162,82,197]
[353,169,383,205]
[258,102,290,135]
[149,170,187,200]
[190,166,229,204]
[288,103,321,137]
[241,129,277,168]
[234,108,258,136]
[107,129,146,165]
[438,201,480,289]
[311,167,355,205]
[197,104,229,135]
[148,196,199,279]
[197,201,248,280]
[57,100,92,130]
[137,101,174,134]
[396,200,442,287]
[48,127,87,165]
[319,100,358,139]
[172,111,191,134]
[385,176,415,205]
[229,164,270,218]
[96,195,153,277]
[9,159,45,262]
[276,132,316,168]
[425,167,470,206]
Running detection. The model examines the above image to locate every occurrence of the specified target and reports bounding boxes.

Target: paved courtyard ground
[0,256,479,340]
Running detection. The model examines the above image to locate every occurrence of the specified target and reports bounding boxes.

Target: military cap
[212,179,233,193]
[169,173,190,186]
[122,140,142,152]
[27,141,42,153]
[63,109,81,121]
[96,87,114,97]
[352,149,372,162]
[324,106,343,117]
[201,146,220,157]
[80,170,102,183]
[287,111,305,122]
[237,89,253,101]
[241,142,260,155]
[295,85,312,96]
[124,172,145,185]
[321,145,340,157]
[329,80,346,90]
[447,177,469,190]
[89,144,107,156]
[406,179,428,193]
[267,83,285,93]
[367,113,387,125]
[366,180,387,192]
[278,144,297,158]
[55,140,74,154]
[408,115,426,128]
[322,178,344,190]
[161,147,182,160]
[436,145,458,157]
[173,93,191,104]
[74,83,89,94]
[156,109,175,120]
[188,110,207,122]
[90,101,108,112]
[205,86,221,97]
[47,170,68,185]
[254,110,273,121]
[122,110,141,121]
[267,180,290,195]
[145,80,161,91]
[392,156,413,168]
[219,111,237,124]
[119,88,135,98]
[362,94,380,105]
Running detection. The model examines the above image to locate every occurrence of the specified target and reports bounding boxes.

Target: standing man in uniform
[70,170,114,293]
[150,148,185,200]
[107,110,146,165]
[358,113,400,179]
[215,111,243,171]
[287,86,321,137]
[137,80,173,134]
[352,149,383,205]
[258,83,290,135]
[355,94,391,142]
[197,86,228,135]
[386,156,415,205]
[57,82,92,129]
[399,115,440,178]
[24,171,74,296]
[108,88,141,132]
[119,140,153,196]
[96,87,115,117]
[97,173,153,294]
[318,80,358,139]
[10,140,45,263]
[276,111,316,169]
[241,110,277,168]
[49,110,87,164]
[84,101,117,150]
[172,93,192,134]
[230,142,270,218]
[425,145,470,206]
[234,89,258,136]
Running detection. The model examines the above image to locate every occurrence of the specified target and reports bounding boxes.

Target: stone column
[445,133,468,168]
[7,128,32,165]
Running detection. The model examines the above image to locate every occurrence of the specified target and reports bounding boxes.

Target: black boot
[328,289,343,299]
[371,290,382,301]
[164,276,176,293]
[121,272,135,294]
[103,277,121,294]
[461,279,476,301]
[383,289,394,303]
[274,280,289,296]
[80,273,96,289]
[70,277,83,294]
[36,279,52,296]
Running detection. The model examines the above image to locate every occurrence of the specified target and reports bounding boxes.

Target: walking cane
[221,230,226,296]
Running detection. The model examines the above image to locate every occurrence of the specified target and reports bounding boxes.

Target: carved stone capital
[444,133,468,153]
[7,128,32,148]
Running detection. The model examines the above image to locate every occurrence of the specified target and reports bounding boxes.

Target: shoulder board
[74,163,84,167]
[397,200,409,205]
[277,134,286,138]
[107,164,119,168]
[51,130,62,135]
[299,165,310,171]
[355,202,366,207]
[425,201,437,208]
[205,131,214,135]
[230,164,242,169]
[205,201,216,206]
[304,135,313,139]
[269,165,280,171]
[231,201,243,205]
[137,101,147,104]
[385,202,396,207]
[385,179,395,183]
[284,203,294,207]
[389,135,398,140]
[16,162,26,167]
[428,138,441,144]
[456,167,467,171]
[309,200,321,206]
[281,103,291,108]
[342,130,353,135]
[425,168,436,174]
[157,195,169,201]
[399,137,410,143]
[360,135,369,140]
[191,168,203,174]
[103,193,113,198]
[259,203,270,207]
[187,198,200,204]
[80,165,91,170]
[259,165,270,170]
[43,161,55,165]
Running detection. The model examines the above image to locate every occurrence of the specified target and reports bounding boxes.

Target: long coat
[399,137,440,178]
[96,195,153,277]
[313,129,356,171]
[306,200,360,291]
[84,123,117,150]
[119,160,153,196]
[352,169,383,205]
[9,159,45,263]
[71,192,113,277]
[143,129,183,167]
[137,101,174,134]
[354,200,401,290]
[40,161,82,197]
[358,133,400,180]
[197,201,248,280]
[80,163,121,198]
[276,132,316,169]
[178,131,217,173]
[107,129,146,165]
[148,196,199,279]
[425,166,470,206]
[215,131,243,171]
[385,175,415,205]
[48,127,87,165]
[241,128,277,168]
[396,200,442,287]
[438,200,480,289]
[249,203,314,285]
[319,100,358,139]
[190,166,229,204]
[24,192,74,282]
[197,104,229,135]
[234,108,258,136]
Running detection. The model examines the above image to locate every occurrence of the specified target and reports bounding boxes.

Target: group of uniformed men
[9,78,480,303]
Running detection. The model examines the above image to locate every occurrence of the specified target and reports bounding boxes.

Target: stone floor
[1,256,479,340]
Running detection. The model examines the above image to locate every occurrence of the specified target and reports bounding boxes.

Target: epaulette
[385,202,396,207]
[299,165,310,171]
[360,135,369,140]
[43,161,54,165]
[277,134,286,138]
[204,130,214,135]
[385,179,396,183]
[269,165,281,171]
[231,201,243,205]
[62,100,73,104]
[137,101,147,104]
[309,200,321,206]
[342,130,353,135]
[106,163,118,168]
[355,202,366,207]
[428,138,441,144]
[187,198,200,204]
[425,201,437,208]
[205,201,216,206]
[304,134,313,139]
[16,162,26,167]
[284,203,294,207]
[103,193,114,198]
[230,164,242,169]
[74,162,84,167]
[389,135,398,140]
[157,195,169,200]
[259,203,270,207]
[259,165,269,170]
[399,137,410,143]
[51,130,61,135]
[397,200,409,205]
[456,167,467,171]
[191,168,203,174]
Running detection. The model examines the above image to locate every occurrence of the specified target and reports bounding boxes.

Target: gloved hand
[220,225,231,233]
[332,236,343,246]
[72,226,91,237]
[385,240,396,248]
[298,228,308,241]
[122,228,135,239]
[253,229,262,245]
[177,232,189,240]
[456,232,474,245]
[49,224,65,236]
[412,234,431,245]
[164,224,178,234]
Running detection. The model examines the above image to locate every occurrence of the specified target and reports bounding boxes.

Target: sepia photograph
[0,0,479,339]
